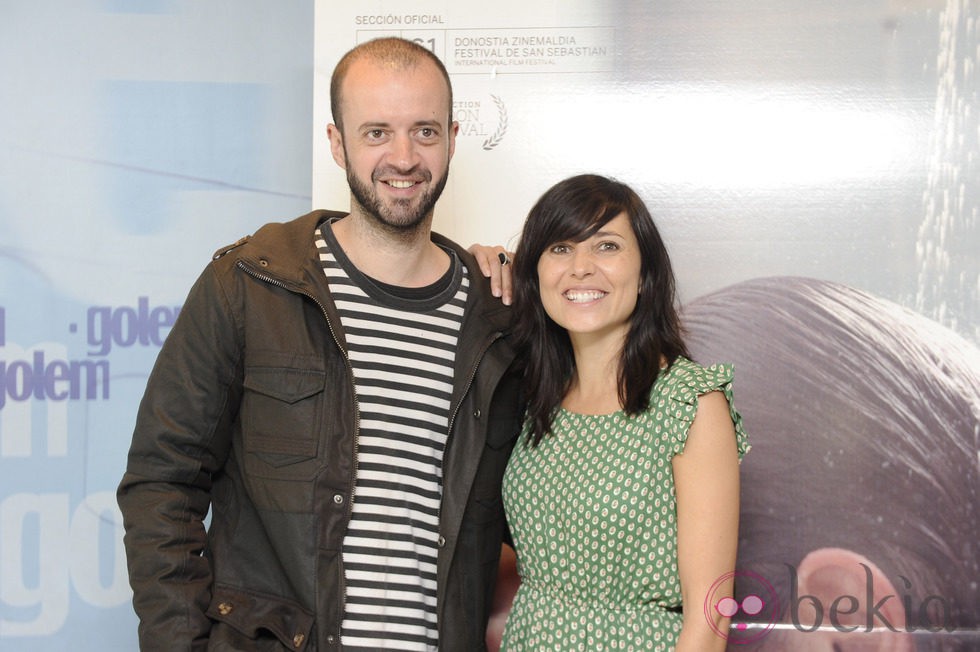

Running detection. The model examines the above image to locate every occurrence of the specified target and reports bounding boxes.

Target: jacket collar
[233,209,512,334]
[232,210,343,288]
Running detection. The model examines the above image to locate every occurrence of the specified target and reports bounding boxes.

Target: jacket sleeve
[117,263,243,651]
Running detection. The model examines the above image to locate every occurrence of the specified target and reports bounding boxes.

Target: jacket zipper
[241,259,507,645]
[237,260,361,646]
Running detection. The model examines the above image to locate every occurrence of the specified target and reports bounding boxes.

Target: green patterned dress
[500,357,750,651]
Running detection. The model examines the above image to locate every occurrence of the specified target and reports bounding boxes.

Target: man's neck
[330,211,450,287]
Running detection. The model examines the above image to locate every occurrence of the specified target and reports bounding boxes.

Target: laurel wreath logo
[481,94,508,151]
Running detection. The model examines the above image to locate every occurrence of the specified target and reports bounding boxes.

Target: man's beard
[346,162,449,236]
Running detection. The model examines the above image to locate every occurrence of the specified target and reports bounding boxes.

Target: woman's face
[536,212,642,344]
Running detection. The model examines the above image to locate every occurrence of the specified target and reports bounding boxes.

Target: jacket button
[473,409,481,418]
[217,602,233,616]
[333,494,344,505]
[326,634,336,644]
[293,633,305,647]
[437,535,446,547]
[259,259,269,267]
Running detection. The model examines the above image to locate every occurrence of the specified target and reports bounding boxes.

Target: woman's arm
[672,390,741,652]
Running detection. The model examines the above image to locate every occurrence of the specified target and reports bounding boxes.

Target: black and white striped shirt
[316,225,467,651]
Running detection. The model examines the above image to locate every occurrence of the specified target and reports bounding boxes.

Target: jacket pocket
[242,364,325,479]
[206,584,314,651]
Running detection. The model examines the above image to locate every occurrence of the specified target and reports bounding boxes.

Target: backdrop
[0,2,313,649]
[2,0,977,649]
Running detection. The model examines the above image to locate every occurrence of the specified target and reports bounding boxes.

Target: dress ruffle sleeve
[663,358,750,460]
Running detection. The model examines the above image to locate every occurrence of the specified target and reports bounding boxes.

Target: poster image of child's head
[684,276,979,651]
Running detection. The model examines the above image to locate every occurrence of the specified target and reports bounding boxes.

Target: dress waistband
[520,580,681,615]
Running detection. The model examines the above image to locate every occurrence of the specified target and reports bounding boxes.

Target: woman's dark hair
[513,174,689,444]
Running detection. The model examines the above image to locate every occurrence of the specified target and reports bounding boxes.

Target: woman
[500,174,749,650]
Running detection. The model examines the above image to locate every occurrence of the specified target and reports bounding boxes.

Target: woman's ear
[791,547,913,651]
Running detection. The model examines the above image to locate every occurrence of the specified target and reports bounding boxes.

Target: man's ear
[447,120,459,160]
[794,547,912,651]
[327,123,347,169]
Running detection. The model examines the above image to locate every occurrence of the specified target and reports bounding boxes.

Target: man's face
[328,58,457,234]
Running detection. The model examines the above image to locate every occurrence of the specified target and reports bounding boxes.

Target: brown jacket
[118,210,521,651]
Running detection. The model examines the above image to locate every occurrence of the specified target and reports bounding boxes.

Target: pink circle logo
[704,570,780,644]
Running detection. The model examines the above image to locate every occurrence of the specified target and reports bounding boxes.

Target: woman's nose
[570,248,594,276]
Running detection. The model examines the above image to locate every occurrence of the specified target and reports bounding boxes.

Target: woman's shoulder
[659,356,734,394]
[655,355,750,459]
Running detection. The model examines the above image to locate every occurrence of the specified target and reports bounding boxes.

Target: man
[118,37,522,651]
